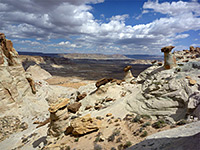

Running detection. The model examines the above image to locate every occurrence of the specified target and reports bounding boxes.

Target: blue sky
[0,0,200,54]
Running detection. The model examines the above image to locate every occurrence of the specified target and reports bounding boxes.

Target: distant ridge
[18,51,163,60]
[125,54,163,60]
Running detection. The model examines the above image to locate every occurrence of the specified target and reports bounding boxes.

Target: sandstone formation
[0,33,34,106]
[48,98,70,137]
[1,43,200,150]
[123,65,134,82]
[128,121,200,150]
[65,114,101,136]
[0,33,20,66]
[26,64,52,80]
[161,46,176,69]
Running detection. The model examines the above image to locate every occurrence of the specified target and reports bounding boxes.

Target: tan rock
[106,113,112,117]
[65,114,101,136]
[184,50,190,54]
[183,59,189,62]
[161,46,176,69]
[158,62,163,66]
[26,77,36,94]
[67,102,81,113]
[190,46,195,52]
[49,98,70,113]
[76,92,87,101]
[48,106,69,137]
[124,65,132,72]
[161,46,175,53]
[189,79,196,86]
[185,76,191,79]
[95,78,113,88]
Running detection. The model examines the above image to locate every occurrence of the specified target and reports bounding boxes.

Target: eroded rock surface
[65,114,101,136]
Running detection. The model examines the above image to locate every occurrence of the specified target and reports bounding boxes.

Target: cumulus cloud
[58,41,79,48]
[143,0,200,16]
[0,0,199,54]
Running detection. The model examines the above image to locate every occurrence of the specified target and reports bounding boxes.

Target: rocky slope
[0,35,200,150]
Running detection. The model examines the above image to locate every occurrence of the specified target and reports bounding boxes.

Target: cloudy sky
[0,0,200,54]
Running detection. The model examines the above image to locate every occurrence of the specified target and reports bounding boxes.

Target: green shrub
[140,131,148,137]
[74,138,79,142]
[176,119,187,125]
[141,114,151,120]
[142,122,151,127]
[152,119,166,129]
[123,141,132,148]
[132,115,141,123]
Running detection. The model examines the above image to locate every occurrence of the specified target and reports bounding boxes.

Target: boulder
[48,98,70,137]
[65,114,101,136]
[95,78,113,88]
[128,61,200,121]
[67,102,81,113]
[161,46,176,69]
[76,92,87,101]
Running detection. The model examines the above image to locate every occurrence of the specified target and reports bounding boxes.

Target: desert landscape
[0,33,200,150]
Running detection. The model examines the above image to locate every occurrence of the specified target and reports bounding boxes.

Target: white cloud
[0,0,199,54]
[58,41,80,48]
[143,0,200,16]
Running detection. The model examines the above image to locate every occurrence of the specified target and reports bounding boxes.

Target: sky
[0,0,200,55]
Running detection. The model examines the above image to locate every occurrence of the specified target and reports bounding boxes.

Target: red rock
[95,78,113,88]
[124,65,132,72]
[161,46,175,53]
[67,102,82,113]
[76,92,87,101]
[190,46,195,52]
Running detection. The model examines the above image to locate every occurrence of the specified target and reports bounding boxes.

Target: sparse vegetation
[117,144,124,150]
[142,122,151,127]
[141,114,151,120]
[132,115,141,123]
[108,129,121,142]
[123,141,132,148]
[74,137,79,142]
[176,119,187,125]
[108,134,115,142]
[140,131,148,137]
[152,119,166,129]
[116,137,122,143]
[94,136,100,143]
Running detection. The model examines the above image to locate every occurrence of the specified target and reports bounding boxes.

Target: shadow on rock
[32,136,47,148]
[127,132,200,150]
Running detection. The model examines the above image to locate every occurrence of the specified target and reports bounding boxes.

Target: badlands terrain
[0,33,200,150]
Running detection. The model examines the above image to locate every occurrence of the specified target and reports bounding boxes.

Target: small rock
[95,78,113,88]
[85,105,93,110]
[67,102,82,113]
[106,113,112,117]
[158,62,163,66]
[105,98,113,102]
[76,92,87,101]
[185,76,191,79]
[124,65,132,72]
[189,79,196,86]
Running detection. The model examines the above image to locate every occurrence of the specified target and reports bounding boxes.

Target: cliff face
[0,33,32,106]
